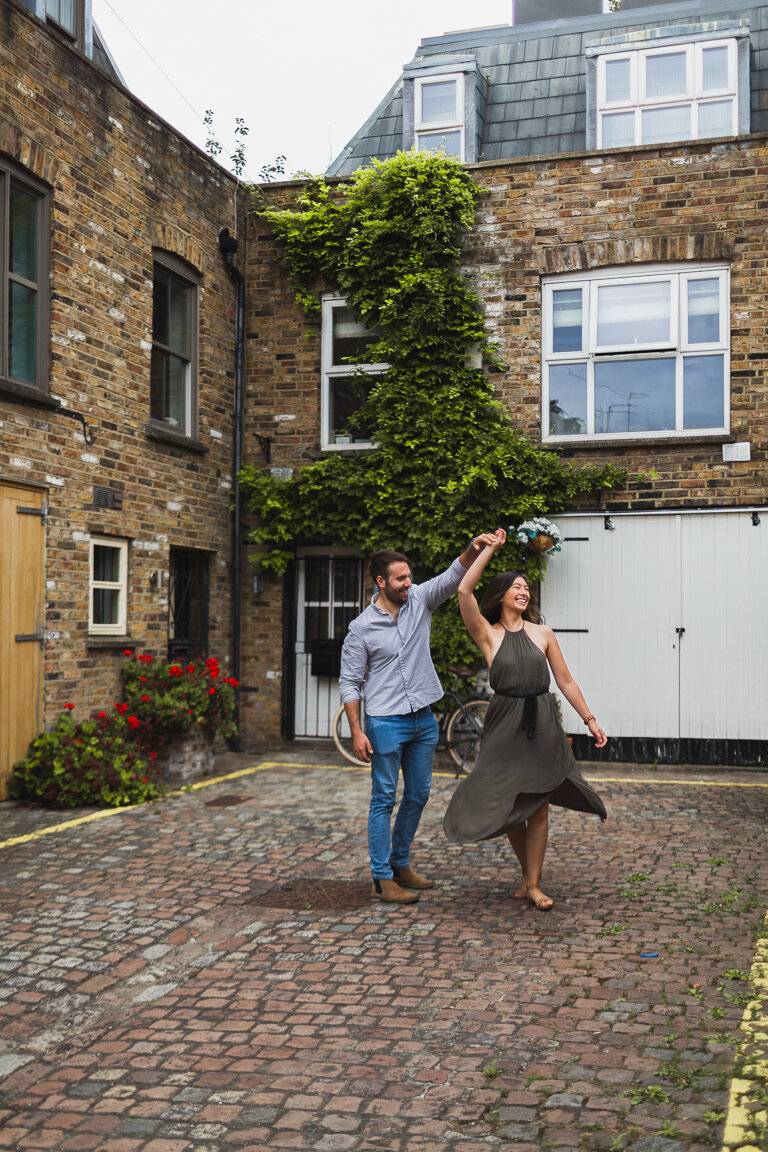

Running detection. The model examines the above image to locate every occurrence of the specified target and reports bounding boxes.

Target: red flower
[97,712,107,718]
[150,752,157,759]
[205,658,219,679]
[64,703,75,710]
[115,703,128,715]
[123,649,133,656]
[141,778,148,783]
[186,665,196,674]
[138,654,152,664]
[169,666,183,677]
[227,677,239,687]
[209,687,216,696]
[139,676,147,682]
[140,695,150,702]
[127,716,141,729]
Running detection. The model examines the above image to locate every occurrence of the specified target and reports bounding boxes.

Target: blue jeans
[365,707,439,879]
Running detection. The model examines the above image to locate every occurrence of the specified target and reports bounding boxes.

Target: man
[339,536,497,905]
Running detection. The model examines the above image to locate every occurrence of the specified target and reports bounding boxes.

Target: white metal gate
[540,509,768,745]
[293,551,365,739]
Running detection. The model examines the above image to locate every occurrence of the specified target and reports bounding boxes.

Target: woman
[443,528,607,910]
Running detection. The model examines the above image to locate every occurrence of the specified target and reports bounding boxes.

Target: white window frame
[596,38,738,148]
[89,536,128,635]
[414,72,465,161]
[542,263,730,443]
[321,295,387,451]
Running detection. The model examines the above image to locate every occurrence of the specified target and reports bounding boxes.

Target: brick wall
[0,2,242,730]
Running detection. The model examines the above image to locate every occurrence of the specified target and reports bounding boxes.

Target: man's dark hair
[369,549,410,585]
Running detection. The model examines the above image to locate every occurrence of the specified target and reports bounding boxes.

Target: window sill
[86,636,137,650]
[146,422,208,454]
[0,379,57,409]
[547,432,733,453]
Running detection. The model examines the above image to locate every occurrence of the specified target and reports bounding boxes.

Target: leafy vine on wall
[239,151,625,676]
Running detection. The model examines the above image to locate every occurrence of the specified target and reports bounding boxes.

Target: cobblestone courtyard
[0,755,765,1151]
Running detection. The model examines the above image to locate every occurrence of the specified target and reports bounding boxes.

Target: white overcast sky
[91,0,513,180]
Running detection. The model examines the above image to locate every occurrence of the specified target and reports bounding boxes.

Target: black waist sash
[496,687,548,740]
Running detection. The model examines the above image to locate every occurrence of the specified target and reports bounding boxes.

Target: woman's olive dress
[443,626,607,843]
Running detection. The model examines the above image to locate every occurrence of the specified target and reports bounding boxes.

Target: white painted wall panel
[542,510,768,744]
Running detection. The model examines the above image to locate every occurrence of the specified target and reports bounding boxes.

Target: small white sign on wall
[722,441,751,462]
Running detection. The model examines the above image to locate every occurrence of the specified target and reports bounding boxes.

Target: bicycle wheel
[332,702,369,767]
[445,698,488,772]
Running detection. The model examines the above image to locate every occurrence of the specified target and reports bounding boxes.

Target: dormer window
[594,38,740,149]
[46,0,76,35]
[415,74,464,159]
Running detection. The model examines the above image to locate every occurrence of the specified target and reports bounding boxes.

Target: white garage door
[540,509,768,744]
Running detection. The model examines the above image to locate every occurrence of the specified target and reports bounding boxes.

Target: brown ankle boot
[391,865,434,890]
[371,878,419,904]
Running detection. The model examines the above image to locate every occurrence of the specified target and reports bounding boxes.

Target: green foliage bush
[10,711,161,809]
[242,150,626,676]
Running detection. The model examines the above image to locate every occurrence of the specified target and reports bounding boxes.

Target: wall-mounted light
[252,575,264,595]
[149,570,165,589]
[752,511,761,526]
[604,516,615,531]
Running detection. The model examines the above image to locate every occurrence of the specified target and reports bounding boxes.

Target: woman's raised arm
[458,528,506,664]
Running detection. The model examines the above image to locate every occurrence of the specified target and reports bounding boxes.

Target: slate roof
[327,0,768,176]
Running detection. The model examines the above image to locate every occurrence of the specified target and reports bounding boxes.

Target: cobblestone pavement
[0,752,766,1152]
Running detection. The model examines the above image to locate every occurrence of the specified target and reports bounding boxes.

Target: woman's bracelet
[583,715,596,725]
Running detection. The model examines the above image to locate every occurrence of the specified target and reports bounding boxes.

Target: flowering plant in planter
[121,653,238,742]
[10,708,161,808]
[513,516,563,555]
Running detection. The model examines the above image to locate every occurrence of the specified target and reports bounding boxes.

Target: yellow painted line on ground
[1,759,765,853]
[722,910,768,1151]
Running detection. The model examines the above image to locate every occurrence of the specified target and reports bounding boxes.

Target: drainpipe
[218,227,244,750]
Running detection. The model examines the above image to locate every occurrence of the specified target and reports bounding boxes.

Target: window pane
[687,278,720,343]
[702,45,729,91]
[641,104,691,144]
[548,363,587,435]
[332,307,378,363]
[47,0,75,31]
[329,374,373,442]
[334,558,360,604]
[597,280,671,346]
[9,186,36,281]
[421,80,457,124]
[306,557,329,603]
[605,58,631,103]
[698,99,733,138]
[9,281,36,383]
[93,588,120,625]
[595,358,676,433]
[93,544,120,582]
[646,51,687,98]
[150,349,188,429]
[168,276,189,354]
[602,112,635,148]
[683,355,724,428]
[417,130,462,157]
[552,289,583,353]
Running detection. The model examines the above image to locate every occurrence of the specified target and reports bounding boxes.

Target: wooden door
[0,482,45,798]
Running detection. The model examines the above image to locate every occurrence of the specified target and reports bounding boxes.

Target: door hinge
[16,504,47,523]
[15,632,45,647]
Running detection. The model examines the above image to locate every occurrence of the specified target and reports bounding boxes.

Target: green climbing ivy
[240,150,625,678]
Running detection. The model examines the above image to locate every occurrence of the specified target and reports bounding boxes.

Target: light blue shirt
[339,557,466,716]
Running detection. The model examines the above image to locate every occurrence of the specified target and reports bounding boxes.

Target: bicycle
[332,667,489,776]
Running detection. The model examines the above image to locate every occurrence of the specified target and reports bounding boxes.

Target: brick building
[0,0,245,795]
[245,0,768,765]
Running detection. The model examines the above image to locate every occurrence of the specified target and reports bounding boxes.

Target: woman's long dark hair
[480,571,543,625]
